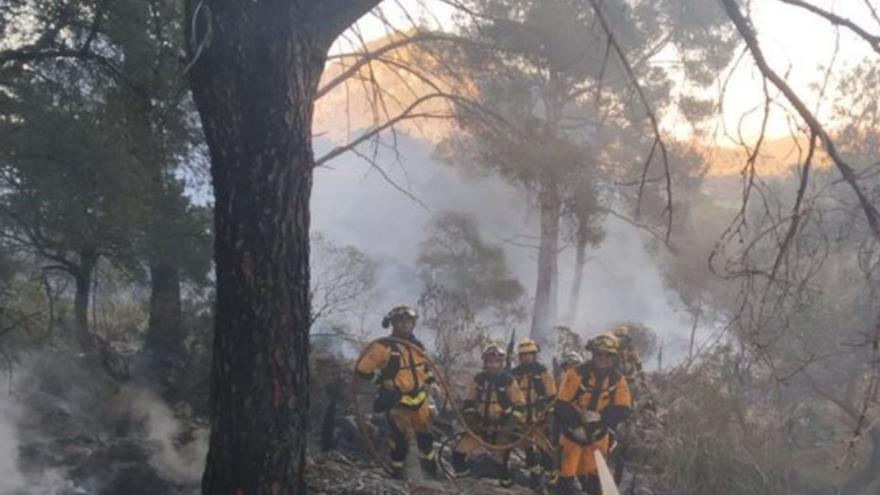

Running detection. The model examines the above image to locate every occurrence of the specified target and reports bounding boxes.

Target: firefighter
[560,351,584,374]
[555,333,632,495]
[355,305,437,479]
[452,343,526,488]
[512,338,557,489]
[610,325,646,484]
[611,325,643,389]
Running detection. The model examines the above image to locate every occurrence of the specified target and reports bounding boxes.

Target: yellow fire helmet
[482,343,507,359]
[517,338,540,355]
[586,333,620,355]
[611,324,633,343]
[562,351,583,366]
[381,305,417,328]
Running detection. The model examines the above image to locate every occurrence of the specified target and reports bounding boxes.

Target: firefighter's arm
[600,375,632,429]
[410,347,435,384]
[461,379,480,426]
[541,369,557,407]
[462,380,478,414]
[554,369,581,428]
[508,377,527,423]
[354,342,390,384]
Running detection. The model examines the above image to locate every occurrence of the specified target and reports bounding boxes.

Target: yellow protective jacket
[462,370,526,426]
[555,363,631,443]
[355,334,434,409]
[511,362,556,423]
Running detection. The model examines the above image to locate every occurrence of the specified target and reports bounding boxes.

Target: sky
[333,0,878,142]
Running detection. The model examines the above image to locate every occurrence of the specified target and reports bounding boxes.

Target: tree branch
[311,0,384,46]
[318,32,480,99]
[586,0,673,243]
[777,0,880,55]
[721,0,880,243]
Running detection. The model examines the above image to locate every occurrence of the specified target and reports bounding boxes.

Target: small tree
[416,211,525,373]
[0,64,146,353]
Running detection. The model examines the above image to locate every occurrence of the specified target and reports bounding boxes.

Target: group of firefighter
[355,305,645,495]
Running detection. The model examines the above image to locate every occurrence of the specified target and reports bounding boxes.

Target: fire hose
[350,336,555,476]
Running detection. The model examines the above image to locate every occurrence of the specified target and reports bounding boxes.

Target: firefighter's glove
[609,436,620,453]
[570,426,589,444]
[582,410,601,424]
[355,369,382,386]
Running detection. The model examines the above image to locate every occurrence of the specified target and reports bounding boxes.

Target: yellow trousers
[387,402,434,466]
[559,432,610,477]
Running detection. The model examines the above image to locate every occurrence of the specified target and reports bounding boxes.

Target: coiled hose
[351,336,555,476]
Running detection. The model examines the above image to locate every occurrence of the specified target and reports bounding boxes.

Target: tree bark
[185,1,380,493]
[842,429,880,495]
[73,250,97,353]
[563,231,588,327]
[530,177,561,350]
[145,259,183,394]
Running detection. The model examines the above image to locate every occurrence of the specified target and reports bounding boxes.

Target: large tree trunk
[73,250,97,353]
[563,233,588,326]
[842,429,880,495]
[145,259,183,395]
[530,177,561,350]
[185,1,379,493]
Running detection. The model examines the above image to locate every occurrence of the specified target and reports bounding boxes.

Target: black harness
[574,363,621,412]
[376,335,426,393]
[474,371,514,423]
[513,362,548,421]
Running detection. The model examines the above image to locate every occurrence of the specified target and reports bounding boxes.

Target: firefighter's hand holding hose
[582,410,601,424]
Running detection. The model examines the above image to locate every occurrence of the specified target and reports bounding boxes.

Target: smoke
[0,370,85,495]
[312,133,699,364]
[124,388,207,484]
[0,387,27,493]
[0,354,206,494]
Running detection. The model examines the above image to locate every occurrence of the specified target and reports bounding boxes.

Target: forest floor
[306,451,535,495]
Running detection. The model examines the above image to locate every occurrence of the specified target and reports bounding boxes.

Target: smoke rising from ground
[0,354,204,494]
[0,386,28,493]
[313,134,704,363]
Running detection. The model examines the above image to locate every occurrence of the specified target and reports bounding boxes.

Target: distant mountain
[696,136,831,177]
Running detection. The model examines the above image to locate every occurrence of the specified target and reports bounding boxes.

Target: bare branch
[767,132,817,287]
[866,0,880,27]
[311,0,384,45]
[317,32,480,99]
[315,93,455,167]
[586,0,673,242]
[721,0,880,243]
[777,0,880,55]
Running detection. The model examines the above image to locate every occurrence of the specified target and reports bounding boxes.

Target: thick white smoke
[312,134,701,365]
[0,386,27,493]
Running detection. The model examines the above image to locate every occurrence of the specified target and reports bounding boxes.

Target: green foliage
[0,0,212,359]
[417,211,524,319]
[0,63,148,269]
[416,211,525,371]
